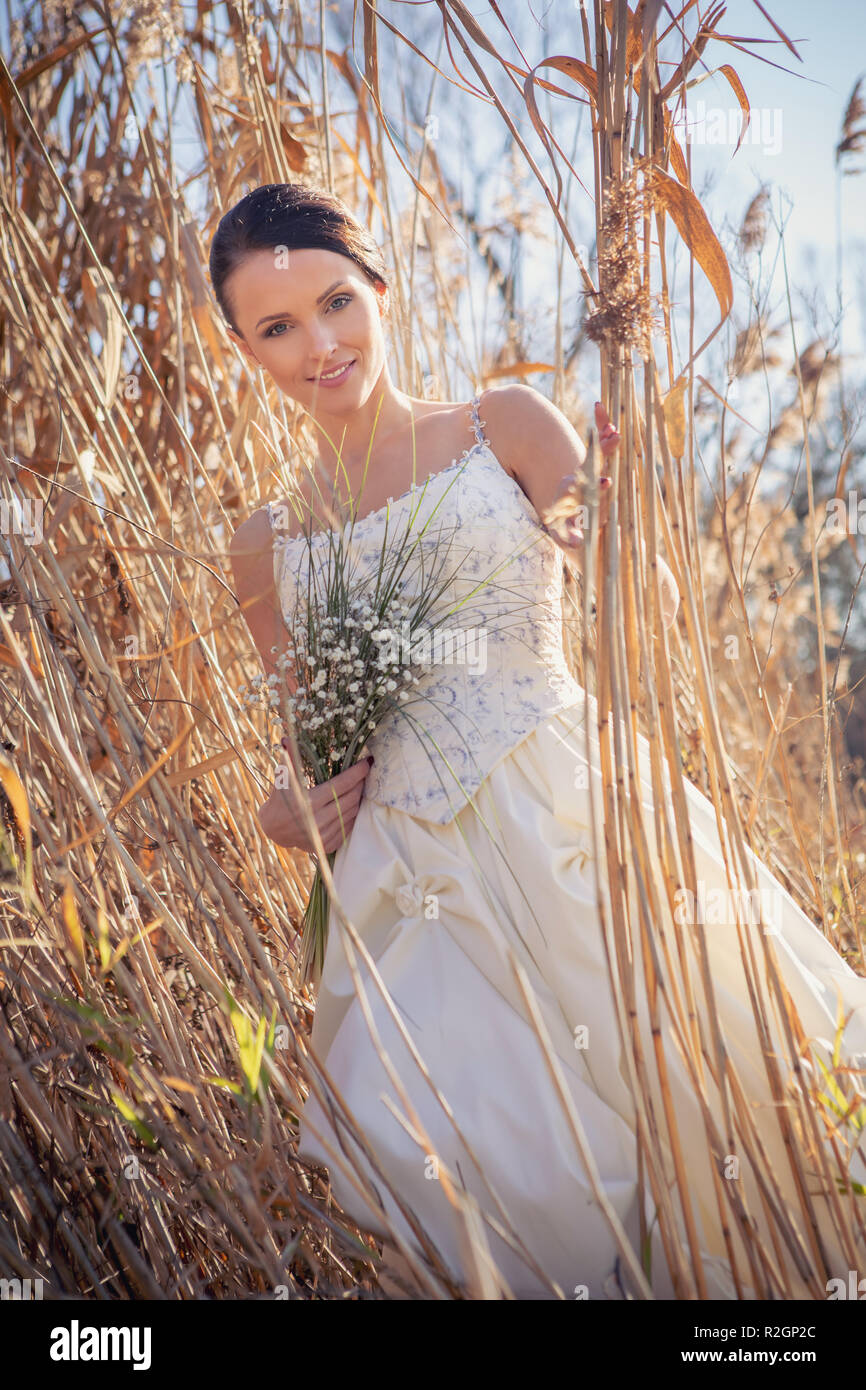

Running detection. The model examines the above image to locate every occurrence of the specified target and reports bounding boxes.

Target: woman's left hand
[542,402,679,629]
[550,401,619,548]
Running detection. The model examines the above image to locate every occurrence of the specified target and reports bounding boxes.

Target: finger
[314,786,360,826]
[322,806,361,851]
[318,786,365,830]
[333,756,374,788]
[334,782,366,814]
[546,518,584,552]
[594,401,621,455]
[594,400,616,430]
[312,762,371,809]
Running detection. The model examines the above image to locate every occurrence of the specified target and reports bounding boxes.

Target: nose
[306,329,337,369]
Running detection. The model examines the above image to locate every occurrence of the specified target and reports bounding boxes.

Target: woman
[218,183,866,1300]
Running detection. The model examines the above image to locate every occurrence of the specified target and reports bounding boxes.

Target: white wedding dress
[266,394,866,1299]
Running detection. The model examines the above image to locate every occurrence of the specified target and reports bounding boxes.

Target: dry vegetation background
[0,0,865,1299]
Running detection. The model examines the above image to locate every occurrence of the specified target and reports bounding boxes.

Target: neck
[307,375,418,480]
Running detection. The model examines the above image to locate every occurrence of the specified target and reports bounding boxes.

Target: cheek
[349,301,381,338]
[268,336,309,372]
[260,334,294,359]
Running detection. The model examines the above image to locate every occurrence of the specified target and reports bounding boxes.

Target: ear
[227,326,260,365]
[377,284,390,317]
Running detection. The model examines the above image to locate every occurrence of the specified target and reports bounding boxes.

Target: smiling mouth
[308,360,354,382]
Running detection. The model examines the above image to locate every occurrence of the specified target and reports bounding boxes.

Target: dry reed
[0,0,864,1300]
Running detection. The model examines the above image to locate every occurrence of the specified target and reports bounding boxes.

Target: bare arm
[229,507,294,686]
[481,383,680,630]
[229,509,372,853]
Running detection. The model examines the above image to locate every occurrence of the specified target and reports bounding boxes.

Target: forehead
[228,246,363,305]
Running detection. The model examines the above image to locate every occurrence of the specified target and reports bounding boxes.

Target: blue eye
[265,293,352,338]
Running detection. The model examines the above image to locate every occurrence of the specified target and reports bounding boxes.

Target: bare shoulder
[229,504,275,569]
[478,383,588,515]
[228,505,292,612]
[480,383,580,455]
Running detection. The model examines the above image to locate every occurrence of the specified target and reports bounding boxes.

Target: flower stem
[298,851,338,989]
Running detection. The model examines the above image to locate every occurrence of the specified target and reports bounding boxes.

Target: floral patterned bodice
[266,394,584,824]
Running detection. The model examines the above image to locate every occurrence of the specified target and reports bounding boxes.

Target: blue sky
[662,0,866,357]
[379,0,866,397]
[2,2,862,591]
[461,0,866,427]
[6,1,864,377]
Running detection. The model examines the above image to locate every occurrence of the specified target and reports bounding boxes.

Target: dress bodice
[266,394,584,824]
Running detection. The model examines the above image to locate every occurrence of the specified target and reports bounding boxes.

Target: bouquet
[241,494,469,988]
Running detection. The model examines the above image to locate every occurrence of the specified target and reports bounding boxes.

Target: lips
[307,359,355,384]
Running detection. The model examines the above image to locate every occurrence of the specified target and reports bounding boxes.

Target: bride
[219,182,866,1300]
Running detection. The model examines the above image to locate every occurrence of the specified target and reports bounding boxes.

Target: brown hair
[208,182,389,335]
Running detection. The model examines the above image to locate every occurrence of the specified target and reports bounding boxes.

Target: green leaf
[834,1176,866,1197]
[203,1073,244,1096]
[228,999,269,1100]
[111,1089,158,1148]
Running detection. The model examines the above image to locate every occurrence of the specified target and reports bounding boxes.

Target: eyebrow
[255,281,348,330]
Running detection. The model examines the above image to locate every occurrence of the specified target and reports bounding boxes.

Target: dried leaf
[663,376,687,457]
[81,267,123,411]
[0,756,30,845]
[718,63,751,154]
[651,166,733,325]
[62,877,86,977]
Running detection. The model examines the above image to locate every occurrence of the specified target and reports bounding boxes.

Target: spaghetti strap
[468,391,491,449]
[265,498,289,534]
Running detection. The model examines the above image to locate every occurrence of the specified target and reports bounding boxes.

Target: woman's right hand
[257,754,374,855]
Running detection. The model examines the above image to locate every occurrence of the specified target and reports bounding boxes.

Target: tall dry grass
[0,0,864,1298]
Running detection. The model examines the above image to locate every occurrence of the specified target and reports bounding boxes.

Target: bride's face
[225,246,388,410]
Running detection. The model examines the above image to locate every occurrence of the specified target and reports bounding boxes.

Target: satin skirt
[296,690,866,1299]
